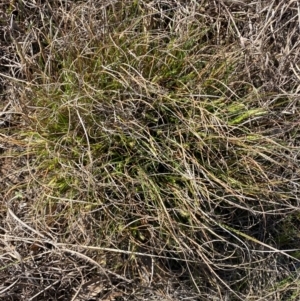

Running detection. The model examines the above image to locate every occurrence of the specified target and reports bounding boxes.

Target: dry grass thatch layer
[1,0,300,300]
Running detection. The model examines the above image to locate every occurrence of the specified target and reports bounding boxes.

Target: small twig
[0,279,19,296]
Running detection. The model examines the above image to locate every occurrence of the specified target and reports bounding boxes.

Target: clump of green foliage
[1,1,300,300]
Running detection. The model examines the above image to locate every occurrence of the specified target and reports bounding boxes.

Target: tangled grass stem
[1,0,300,300]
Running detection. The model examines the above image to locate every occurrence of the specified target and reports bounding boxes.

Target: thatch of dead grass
[0,0,300,300]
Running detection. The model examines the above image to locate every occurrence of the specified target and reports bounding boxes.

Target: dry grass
[0,0,300,300]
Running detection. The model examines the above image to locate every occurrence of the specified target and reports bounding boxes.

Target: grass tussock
[0,0,300,300]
